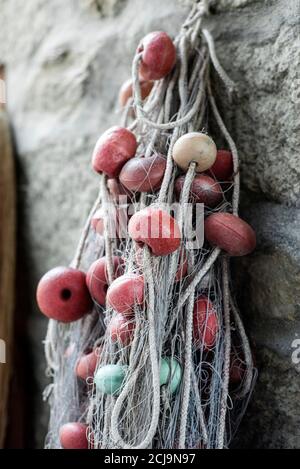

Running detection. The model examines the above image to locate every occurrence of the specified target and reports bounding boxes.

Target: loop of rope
[178,247,221,310]
[230,297,255,398]
[207,79,240,215]
[202,29,236,95]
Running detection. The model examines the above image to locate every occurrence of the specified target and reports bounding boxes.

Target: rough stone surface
[0,0,299,448]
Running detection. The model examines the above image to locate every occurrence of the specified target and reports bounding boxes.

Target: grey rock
[206,0,300,207]
[234,201,300,448]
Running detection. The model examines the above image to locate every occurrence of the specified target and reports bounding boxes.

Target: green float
[160,358,182,394]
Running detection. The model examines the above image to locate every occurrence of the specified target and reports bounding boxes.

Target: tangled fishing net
[42,0,256,450]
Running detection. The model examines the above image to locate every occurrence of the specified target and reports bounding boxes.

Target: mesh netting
[43,0,256,450]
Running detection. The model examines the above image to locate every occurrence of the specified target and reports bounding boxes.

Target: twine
[44,0,256,450]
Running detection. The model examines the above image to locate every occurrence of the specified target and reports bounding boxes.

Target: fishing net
[43,0,256,450]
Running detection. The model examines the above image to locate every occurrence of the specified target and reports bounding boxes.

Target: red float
[108,314,135,346]
[119,78,154,108]
[76,347,101,381]
[174,174,223,207]
[193,296,219,350]
[209,149,233,182]
[36,267,92,322]
[92,126,137,178]
[106,273,144,314]
[59,422,89,449]
[86,256,123,306]
[138,31,176,81]
[119,154,166,193]
[128,207,181,256]
[204,213,256,256]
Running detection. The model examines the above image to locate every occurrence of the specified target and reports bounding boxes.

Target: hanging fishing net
[39,0,257,450]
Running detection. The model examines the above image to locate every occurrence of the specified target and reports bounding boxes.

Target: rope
[110,248,161,449]
[217,256,231,448]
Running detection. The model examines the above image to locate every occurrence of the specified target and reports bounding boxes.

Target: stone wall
[0,0,299,448]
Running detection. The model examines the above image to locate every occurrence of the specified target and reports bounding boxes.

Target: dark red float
[193,296,219,350]
[204,213,256,256]
[119,154,166,193]
[174,174,223,207]
[86,256,123,306]
[209,149,233,182]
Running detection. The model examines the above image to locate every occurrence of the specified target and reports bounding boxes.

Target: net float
[138,31,176,81]
[86,256,123,307]
[128,207,181,256]
[94,364,128,395]
[36,267,92,322]
[59,422,89,449]
[119,154,166,193]
[209,149,233,182]
[172,132,217,173]
[204,212,256,256]
[119,78,154,108]
[160,358,182,394]
[92,126,137,178]
[106,273,144,314]
[174,174,223,207]
[108,314,135,346]
[76,347,101,381]
[193,296,219,350]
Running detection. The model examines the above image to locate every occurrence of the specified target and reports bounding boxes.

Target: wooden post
[0,65,16,448]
